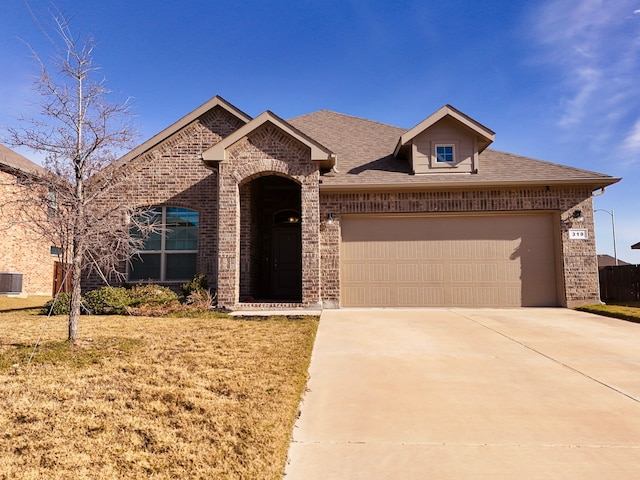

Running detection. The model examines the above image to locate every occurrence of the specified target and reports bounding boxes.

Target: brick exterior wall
[218,123,321,308]
[84,105,601,310]
[319,187,600,308]
[82,106,245,292]
[0,170,56,295]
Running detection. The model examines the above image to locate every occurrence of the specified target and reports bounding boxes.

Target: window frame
[432,142,458,168]
[128,206,199,283]
[435,144,455,163]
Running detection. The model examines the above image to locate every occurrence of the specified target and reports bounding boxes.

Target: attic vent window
[436,145,454,163]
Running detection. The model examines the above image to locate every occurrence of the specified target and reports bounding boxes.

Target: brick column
[301,171,321,308]
[217,165,240,308]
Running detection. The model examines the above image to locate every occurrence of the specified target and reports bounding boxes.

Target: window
[435,145,454,163]
[129,206,199,282]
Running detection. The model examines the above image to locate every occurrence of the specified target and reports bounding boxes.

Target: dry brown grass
[0,308,318,479]
[0,296,50,311]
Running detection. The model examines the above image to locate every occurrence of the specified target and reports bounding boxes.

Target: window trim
[432,142,458,168]
[128,206,199,283]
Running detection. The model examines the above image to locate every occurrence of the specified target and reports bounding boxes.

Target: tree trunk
[68,239,83,342]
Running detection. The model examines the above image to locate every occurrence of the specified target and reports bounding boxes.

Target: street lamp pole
[595,209,618,266]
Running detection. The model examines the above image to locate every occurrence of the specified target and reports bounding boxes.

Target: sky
[1,0,639,262]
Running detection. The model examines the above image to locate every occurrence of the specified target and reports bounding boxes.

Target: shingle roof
[288,110,619,190]
[597,254,630,268]
[0,144,46,177]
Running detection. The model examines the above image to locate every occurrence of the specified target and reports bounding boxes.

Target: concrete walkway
[285,308,640,479]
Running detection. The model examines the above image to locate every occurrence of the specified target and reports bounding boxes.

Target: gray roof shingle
[288,110,618,189]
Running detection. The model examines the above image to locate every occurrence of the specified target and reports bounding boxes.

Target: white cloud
[531,0,640,153]
[558,67,601,126]
[622,119,640,152]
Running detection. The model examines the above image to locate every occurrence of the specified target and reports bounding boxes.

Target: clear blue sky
[2,0,639,262]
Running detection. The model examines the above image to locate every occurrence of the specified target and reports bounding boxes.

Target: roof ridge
[289,109,407,131]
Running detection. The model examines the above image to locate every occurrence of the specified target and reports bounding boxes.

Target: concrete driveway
[285,308,640,479]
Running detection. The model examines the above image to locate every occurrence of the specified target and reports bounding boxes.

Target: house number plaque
[569,228,589,240]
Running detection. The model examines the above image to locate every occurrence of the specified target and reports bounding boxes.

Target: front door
[270,226,302,300]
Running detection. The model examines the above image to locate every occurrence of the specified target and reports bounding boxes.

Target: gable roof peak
[202,109,335,168]
[115,95,252,167]
[394,105,495,158]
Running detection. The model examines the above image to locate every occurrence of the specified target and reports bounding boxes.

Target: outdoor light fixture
[572,210,584,222]
[326,212,334,225]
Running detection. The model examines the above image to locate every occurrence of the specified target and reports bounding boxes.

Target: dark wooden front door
[270,226,302,300]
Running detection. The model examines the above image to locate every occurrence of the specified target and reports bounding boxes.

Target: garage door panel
[343,263,366,282]
[452,286,475,305]
[422,264,444,282]
[398,287,420,306]
[341,214,558,307]
[398,264,420,282]
[423,286,445,305]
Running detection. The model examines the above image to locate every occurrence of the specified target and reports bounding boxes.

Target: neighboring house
[632,242,640,250]
[597,255,630,269]
[0,144,56,296]
[84,96,620,309]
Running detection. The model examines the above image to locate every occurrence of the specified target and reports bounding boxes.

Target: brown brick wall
[0,170,56,295]
[82,106,245,292]
[82,105,600,310]
[217,123,321,308]
[319,187,600,308]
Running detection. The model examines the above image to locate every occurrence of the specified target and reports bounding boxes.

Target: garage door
[340,214,559,307]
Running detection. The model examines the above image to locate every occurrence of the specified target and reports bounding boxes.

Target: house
[85,96,620,309]
[0,144,57,296]
[632,242,640,250]
[597,254,629,269]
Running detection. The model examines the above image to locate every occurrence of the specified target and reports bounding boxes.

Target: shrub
[41,292,72,315]
[126,300,185,317]
[129,284,178,307]
[185,289,216,312]
[181,274,209,298]
[84,287,132,315]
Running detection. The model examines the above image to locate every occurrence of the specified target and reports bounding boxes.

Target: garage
[340,214,560,307]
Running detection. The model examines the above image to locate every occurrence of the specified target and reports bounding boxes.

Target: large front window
[129,206,199,282]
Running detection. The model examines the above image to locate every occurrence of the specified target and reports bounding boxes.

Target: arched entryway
[239,175,302,302]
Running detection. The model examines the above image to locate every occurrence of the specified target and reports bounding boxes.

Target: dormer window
[436,145,454,163]
[393,105,495,175]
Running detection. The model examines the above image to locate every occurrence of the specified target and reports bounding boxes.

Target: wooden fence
[599,265,640,304]
[52,261,72,296]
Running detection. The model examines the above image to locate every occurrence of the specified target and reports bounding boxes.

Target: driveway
[285,308,640,479]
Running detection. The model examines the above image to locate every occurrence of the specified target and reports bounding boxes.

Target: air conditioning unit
[0,272,23,294]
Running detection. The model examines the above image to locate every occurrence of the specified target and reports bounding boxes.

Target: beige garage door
[341,214,559,307]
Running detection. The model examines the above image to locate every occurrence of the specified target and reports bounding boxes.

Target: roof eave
[117,95,252,166]
[319,176,621,193]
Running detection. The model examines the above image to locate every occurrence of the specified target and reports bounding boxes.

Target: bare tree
[5,12,156,341]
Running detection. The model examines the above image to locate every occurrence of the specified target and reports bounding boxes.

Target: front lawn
[577,304,640,323]
[0,308,318,479]
[0,295,51,311]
